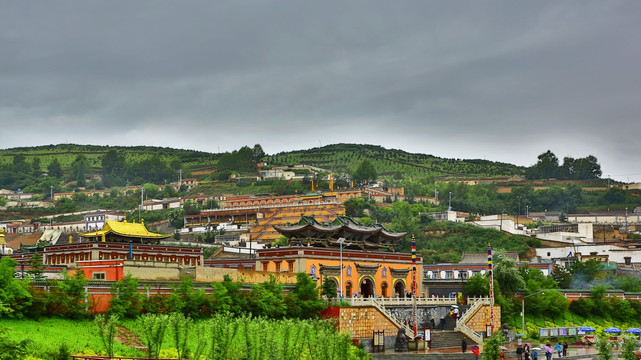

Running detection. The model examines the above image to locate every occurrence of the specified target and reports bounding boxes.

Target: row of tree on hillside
[526,150,602,180]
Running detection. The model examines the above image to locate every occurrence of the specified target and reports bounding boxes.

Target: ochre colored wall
[463,305,501,333]
[338,306,399,340]
[195,267,298,284]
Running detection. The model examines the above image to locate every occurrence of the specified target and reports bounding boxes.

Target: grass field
[0,318,145,358]
[1,315,369,360]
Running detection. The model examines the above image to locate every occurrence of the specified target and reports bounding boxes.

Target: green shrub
[0,327,31,360]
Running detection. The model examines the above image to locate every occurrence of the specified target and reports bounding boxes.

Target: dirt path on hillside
[115,325,146,350]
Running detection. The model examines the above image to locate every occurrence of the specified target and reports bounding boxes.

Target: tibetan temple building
[80,220,170,244]
[273,215,406,251]
[38,220,202,266]
[254,216,421,298]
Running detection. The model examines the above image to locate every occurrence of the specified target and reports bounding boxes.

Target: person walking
[430,317,436,329]
[473,346,480,360]
[554,342,562,357]
[440,316,446,331]
[516,344,524,360]
[544,343,553,360]
[562,341,568,357]
[462,338,468,353]
[524,347,531,360]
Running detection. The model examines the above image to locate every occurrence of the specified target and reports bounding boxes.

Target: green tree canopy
[352,159,377,184]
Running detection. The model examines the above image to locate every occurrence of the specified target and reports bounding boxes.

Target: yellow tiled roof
[81,220,169,239]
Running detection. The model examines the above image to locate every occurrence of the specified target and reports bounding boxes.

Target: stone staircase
[430,329,475,349]
[370,298,482,348]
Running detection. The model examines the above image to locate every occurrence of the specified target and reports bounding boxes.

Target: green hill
[0,144,219,172]
[267,143,524,179]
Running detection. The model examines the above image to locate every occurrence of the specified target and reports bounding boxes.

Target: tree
[0,257,32,317]
[108,274,143,318]
[465,274,489,297]
[352,160,377,185]
[0,327,31,360]
[550,266,572,289]
[596,336,614,360]
[166,276,208,317]
[48,271,89,319]
[101,149,127,186]
[621,336,637,360]
[47,158,63,178]
[69,154,91,187]
[482,331,506,360]
[492,252,525,295]
[526,150,559,180]
[286,273,327,319]
[31,157,41,177]
[247,275,285,319]
[26,252,46,280]
[321,278,337,299]
[252,144,265,162]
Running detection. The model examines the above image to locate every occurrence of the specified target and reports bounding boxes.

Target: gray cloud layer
[1,1,640,181]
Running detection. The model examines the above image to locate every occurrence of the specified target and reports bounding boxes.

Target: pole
[521,297,525,336]
[488,244,494,333]
[412,235,417,338]
[448,192,452,211]
[338,237,346,301]
[517,196,521,228]
[521,290,544,336]
[139,186,144,222]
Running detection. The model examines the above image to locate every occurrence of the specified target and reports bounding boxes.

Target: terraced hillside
[0,144,219,173]
[267,143,525,179]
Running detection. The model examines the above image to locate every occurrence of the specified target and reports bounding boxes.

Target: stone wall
[338,306,400,352]
[464,305,501,333]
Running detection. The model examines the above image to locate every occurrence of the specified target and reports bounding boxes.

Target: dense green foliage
[526,150,602,180]
[0,144,218,191]
[1,313,370,360]
[268,143,524,179]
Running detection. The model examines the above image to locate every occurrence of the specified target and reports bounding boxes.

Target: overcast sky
[1,1,640,182]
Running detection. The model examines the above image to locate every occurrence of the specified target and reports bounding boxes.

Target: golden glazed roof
[80,220,169,239]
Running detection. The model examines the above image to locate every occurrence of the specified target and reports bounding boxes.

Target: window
[275,262,281,272]
[288,261,294,272]
[446,271,453,279]
[92,272,106,280]
[262,262,268,271]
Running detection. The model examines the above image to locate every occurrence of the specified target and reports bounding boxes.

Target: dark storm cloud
[1,1,640,181]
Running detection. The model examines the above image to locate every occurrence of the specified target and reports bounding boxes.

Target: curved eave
[380,231,407,240]
[111,231,170,239]
[273,224,310,234]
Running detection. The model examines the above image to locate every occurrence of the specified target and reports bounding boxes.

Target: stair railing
[370,298,415,338]
[455,297,491,345]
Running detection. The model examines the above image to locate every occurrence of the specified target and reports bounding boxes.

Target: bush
[94,314,119,358]
[0,327,31,360]
[108,274,143,318]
